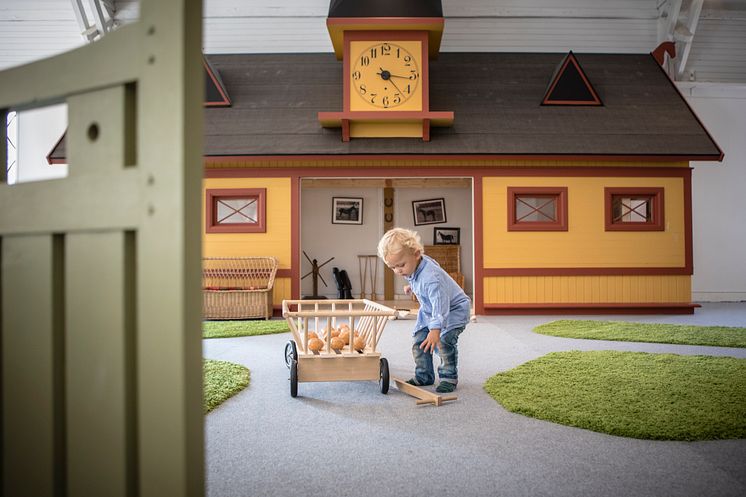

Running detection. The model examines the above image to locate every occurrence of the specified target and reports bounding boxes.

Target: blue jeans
[411,326,466,386]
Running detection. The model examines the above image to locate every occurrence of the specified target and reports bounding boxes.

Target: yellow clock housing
[349,40,423,112]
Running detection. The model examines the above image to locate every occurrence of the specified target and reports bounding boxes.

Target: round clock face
[351,42,420,109]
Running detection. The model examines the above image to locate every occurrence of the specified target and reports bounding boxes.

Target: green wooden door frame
[0,1,204,496]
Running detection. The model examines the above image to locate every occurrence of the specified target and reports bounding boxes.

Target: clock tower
[318,0,454,141]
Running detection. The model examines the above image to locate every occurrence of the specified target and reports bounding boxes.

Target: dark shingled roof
[201,52,721,159]
[328,0,443,18]
[49,52,722,162]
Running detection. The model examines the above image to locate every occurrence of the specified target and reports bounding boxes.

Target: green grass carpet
[203,319,289,339]
[533,320,746,348]
[484,351,746,441]
[204,359,250,413]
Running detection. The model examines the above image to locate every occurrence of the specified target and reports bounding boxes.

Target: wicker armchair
[202,257,278,320]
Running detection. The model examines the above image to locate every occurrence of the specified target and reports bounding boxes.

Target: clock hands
[378,68,406,96]
[377,67,411,80]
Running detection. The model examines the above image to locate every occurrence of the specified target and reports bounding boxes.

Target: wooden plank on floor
[392,377,458,407]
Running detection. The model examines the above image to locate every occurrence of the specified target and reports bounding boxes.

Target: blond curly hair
[377,228,424,260]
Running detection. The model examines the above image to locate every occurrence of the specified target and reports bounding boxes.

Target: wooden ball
[322,327,340,339]
[307,331,318,340]
[338,331,351,345]
[330,337,345,350]
[353,336,366,351]
[338,322,350,331]
[308,338,324,352]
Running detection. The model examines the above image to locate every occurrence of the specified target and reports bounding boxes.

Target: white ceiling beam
[675,0,703,80]
[70,0,117,42]
[87,0,114,36]
[665,0,683,39]
[70,0,97,42]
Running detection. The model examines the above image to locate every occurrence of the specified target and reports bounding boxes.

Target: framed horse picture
[332,197,363,225]
[412,198,446,226]
[433,227,460,245]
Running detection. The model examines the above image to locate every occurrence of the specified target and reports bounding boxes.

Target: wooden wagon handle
[415,396,458,406]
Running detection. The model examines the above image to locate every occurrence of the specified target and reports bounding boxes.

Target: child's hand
[419,328,441,353]
[403,285,412,295]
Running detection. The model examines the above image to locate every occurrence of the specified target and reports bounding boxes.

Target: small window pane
[612,196,652,223]
[508,187,567,232]
[516,196,557,223]
[206,188,266,234]
[605,187,663,232]
[216,197,258,225]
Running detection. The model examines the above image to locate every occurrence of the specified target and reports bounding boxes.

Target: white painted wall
[15,104,68,184]
[680,83,746,302]
[300,183,473,300]
[300,186,383,299]
[394,185,473,297]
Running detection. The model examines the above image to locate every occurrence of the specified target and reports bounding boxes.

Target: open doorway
[300,177,474,312]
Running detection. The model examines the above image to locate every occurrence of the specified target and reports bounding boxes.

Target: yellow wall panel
[483,276,691,304]
[482,176,686,269]
[202,177,292,268]
[272,277,292,306]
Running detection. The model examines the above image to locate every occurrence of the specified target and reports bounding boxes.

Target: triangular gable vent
[542,51,602,106]
[204,56,231,107]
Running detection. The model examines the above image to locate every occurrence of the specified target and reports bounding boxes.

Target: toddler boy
[377,228,470,393]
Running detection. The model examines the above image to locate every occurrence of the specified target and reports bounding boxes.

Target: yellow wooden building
[50,3,723,315]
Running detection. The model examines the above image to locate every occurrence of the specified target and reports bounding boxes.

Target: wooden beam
[393,377,458,407]
[383,184,394,300]
[302,178,471,189]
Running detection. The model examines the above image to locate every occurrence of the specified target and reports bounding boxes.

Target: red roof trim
[203,56,231,107]
[46,130,66,165]
[204,153,720,163]
[650,53,724,162]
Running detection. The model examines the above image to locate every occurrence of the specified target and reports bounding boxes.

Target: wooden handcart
[282,299,397,398]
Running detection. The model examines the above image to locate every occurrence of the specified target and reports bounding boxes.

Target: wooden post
[383,184,394,300]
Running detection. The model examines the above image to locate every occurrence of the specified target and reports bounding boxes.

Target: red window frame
[205,188,266,233]
[508,187,568,231]
[604,187,664,231]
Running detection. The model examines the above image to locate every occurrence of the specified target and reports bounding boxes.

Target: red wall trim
[291,175,301,299]
[482,267,691,276]
[483,302,698,315]
[204,166,692,179]
[473,174,485,314]
[203,153,720,163]
[276,269,291,278]
[683,170,693,273]
[343,33,351,113]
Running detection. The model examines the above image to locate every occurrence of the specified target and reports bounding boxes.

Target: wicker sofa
[202,257,278,320]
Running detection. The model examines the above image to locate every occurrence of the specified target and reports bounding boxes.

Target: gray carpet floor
[204,303,746,497]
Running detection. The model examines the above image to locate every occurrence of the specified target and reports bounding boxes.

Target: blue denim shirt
[405,254,471,336]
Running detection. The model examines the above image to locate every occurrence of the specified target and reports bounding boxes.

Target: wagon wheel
[290,360,298,398]
[284,340,297,369]
[379,357,390,394]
